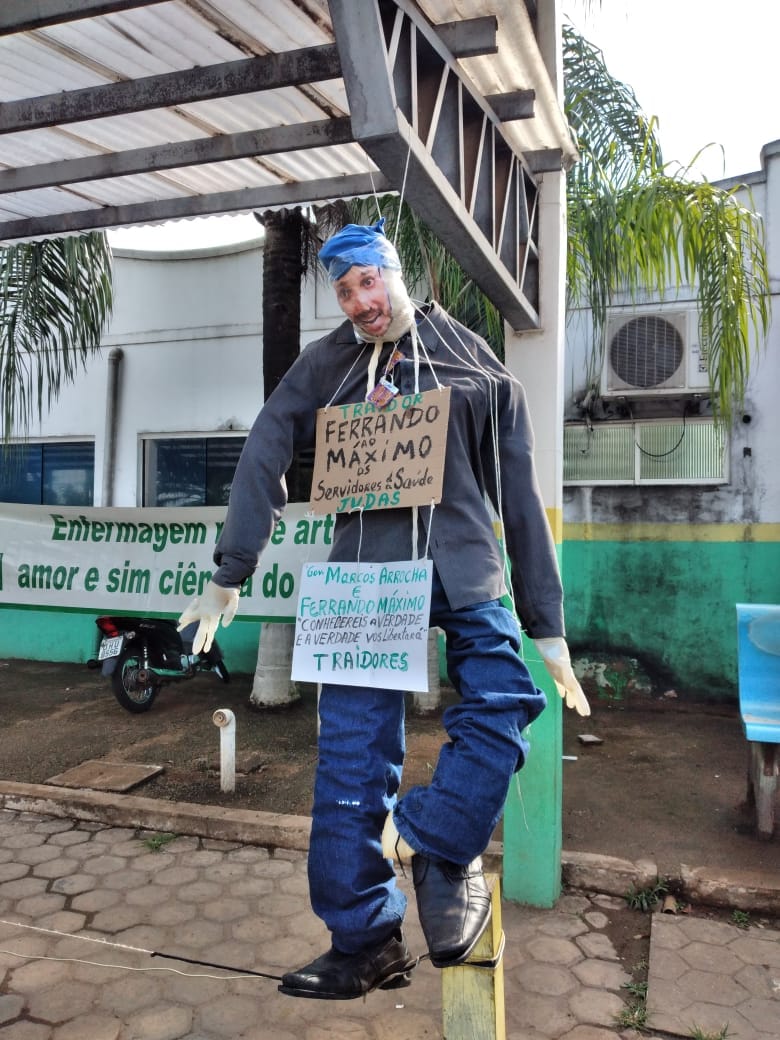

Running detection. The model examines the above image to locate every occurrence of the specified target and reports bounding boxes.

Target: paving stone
[538,915,589,939]
[141,902,197,927]
[526,935,583,966]
[568,986,626,1027]
[201,896,248,922]
[52,1012,122,1040]
[731,932,780,968]
[31,819,73,835]
[82,854,127,875]
[647,914,780,1039]
[583,911,610,929]
[3,832,46,850]
[125,883,179,908]
[575,931,619,960]
[123,1003,192,1040]
[1,1021,52,1039]
[166,918,224,950]
[36,910,86,935]
[195,993,264,1036]
[92,904,146,933]
[514,961,577,996]
[505,989,579,1035]
[91,827,138,844]
[16,893,66,918]
[26,980,96,1022]
[150,866,199,887]
[15,846,62,867]
[0,861,29,883]
[571,958,632,991]
[0,991,26,1023]
[0,876,48,899]
[559,1027,623,1040]
[95,975,164,1016]
[47,830,90,847]
[51,873,97,896]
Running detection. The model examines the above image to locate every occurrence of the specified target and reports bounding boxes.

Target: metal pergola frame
[0,0,576,330]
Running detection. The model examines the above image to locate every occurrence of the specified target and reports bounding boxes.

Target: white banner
[0,503,332,620]
[291,559,432,691]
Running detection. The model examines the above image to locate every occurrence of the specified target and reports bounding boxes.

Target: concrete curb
[2,781,778,914]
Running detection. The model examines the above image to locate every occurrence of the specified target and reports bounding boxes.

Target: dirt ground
[0,657,777,882]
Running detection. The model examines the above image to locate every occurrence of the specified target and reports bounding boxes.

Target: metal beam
[0,45,342,134]
[524,148,564,174]
[0,118,355,194]
[0,172,390,242]
[436,16,497,59]
[365,123,539,330]
[485,90,536,122]
[0,0,166,35]
[328,0,541,330]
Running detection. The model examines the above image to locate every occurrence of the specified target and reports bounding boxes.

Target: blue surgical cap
[318,217,402,281]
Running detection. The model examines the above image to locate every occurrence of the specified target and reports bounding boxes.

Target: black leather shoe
[278,929,415,1000]
[412,854,491,968]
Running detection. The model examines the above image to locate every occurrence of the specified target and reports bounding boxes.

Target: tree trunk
[251,209,307,708]
[249,622,298,708]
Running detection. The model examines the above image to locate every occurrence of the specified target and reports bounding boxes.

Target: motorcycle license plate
[98,635,124,661]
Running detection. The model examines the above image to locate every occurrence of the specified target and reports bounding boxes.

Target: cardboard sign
[291,559,432,691]
[309,387,451,514]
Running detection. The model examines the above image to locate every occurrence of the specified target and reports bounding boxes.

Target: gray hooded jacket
[212,303,564,639]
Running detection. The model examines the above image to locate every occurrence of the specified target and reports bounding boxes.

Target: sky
[108,0,780,252]
[565,0,780,181]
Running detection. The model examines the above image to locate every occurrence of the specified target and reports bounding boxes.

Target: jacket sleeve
[211,347,318,588]
[481,359,565,639]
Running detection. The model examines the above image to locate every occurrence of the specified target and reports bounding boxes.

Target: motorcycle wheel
[111,648,159,713]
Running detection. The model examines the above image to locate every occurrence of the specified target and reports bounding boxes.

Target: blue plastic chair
[736,604,780,839]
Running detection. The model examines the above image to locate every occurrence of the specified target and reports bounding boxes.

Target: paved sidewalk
[0,808,778,1040]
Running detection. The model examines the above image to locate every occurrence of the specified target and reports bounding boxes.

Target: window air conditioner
[601,309,710,397]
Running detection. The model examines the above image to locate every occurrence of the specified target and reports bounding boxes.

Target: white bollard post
[212,708,236,793]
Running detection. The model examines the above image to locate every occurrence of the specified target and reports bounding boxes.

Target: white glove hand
[534,637,591,717]
[177,580,240,654]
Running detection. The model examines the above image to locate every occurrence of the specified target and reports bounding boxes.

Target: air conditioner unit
[601,309,710,397]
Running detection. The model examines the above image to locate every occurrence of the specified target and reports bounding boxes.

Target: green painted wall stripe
[564,522,780,543]
[562,538,780,698]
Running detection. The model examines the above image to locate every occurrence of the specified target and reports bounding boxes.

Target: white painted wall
[23,236,340,506]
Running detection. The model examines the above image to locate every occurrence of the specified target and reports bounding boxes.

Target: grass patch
[142,832,178,852]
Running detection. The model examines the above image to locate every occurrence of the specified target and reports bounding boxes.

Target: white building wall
[24,235,340,506]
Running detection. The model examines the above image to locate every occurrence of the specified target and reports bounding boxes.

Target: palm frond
[564,23,770,423]
[0,234,113,441]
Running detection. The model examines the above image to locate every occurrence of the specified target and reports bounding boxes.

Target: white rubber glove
[177,580,240,654]
[534,637,591,717]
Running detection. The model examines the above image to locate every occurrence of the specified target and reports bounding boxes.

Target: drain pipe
[101,347,123,506]
[212,708,236,793]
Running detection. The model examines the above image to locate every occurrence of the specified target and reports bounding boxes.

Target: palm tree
[249,202,347,708]
[0,234,113,442]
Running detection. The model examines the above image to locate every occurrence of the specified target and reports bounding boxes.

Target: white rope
[412,305,515,614]
[0,946,259,981]
[325,342,369,409]
[0,919,267,981]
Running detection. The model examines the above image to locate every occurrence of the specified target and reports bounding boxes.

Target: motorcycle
[88,615,230,713]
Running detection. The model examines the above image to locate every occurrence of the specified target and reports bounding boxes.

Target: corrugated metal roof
[0,0,577,328]
[0,0,574,234]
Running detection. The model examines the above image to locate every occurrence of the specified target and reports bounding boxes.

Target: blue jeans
[307,570,546,953]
